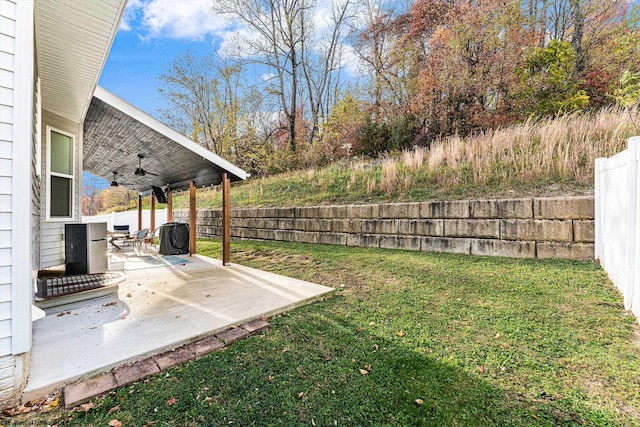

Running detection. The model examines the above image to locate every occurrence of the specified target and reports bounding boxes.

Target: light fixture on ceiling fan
[134,153,159,177]
[110,171,133,187]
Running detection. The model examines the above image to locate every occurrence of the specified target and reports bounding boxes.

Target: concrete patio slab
[23,254,334,403]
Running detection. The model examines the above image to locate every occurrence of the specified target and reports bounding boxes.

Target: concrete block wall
[174,196,595,260]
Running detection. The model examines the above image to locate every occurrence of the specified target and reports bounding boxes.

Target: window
[46,126,75,220]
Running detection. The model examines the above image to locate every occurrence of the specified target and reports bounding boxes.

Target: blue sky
[98,1,226,117]
[97,0,357,117]
[89,0,360,189]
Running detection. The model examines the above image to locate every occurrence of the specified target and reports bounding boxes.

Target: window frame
[45,125,76,221]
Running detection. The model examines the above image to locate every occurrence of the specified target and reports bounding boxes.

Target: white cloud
[119,0,366,78]
[261,72,276,82]
[339,43,365,78]
[121,0,231,40]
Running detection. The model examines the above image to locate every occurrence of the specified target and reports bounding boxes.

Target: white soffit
[35,0,126,123]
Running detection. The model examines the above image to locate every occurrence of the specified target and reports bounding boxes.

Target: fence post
[595,157,605,263]
[626,137,640,315]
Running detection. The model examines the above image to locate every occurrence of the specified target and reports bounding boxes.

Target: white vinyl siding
[0,0,16,359]
[40,111,82,268]
[32,77,40,276]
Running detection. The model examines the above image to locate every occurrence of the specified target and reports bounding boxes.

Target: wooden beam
[222,173,231,265]
[167,187,173,222]
[150,193,156,232]
[137,194,142,231]
[189,180,196,255]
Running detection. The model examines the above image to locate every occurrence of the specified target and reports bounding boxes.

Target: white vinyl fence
[83,209,169,233]
[595,136,640,321]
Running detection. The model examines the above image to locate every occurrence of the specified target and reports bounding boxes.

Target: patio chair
[143,227,159,250]
[109,225,130,250]
[123,228,150,253]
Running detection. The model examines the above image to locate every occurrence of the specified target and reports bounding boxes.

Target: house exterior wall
[0,0,34,409]
[39,110,83,269]
[0,0,17,361]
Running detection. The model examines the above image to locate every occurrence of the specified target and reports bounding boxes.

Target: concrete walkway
[23,254,334,402]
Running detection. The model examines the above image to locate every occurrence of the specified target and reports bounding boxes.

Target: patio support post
[222,172,231,266]
[167,187,173,222]
[150,193,156,232]
[138,194,142,231]
[189,180,196,255]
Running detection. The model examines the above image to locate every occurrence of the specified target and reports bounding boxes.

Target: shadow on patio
[23,249,334,402]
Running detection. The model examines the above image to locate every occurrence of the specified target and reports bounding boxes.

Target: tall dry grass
[423,107,634,187]
[165,107,636,210]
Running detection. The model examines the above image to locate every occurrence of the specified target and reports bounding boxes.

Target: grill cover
[159,223,190,255]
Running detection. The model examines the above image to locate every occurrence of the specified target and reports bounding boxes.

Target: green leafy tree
[518,39,589,116]
[615,71,640,108]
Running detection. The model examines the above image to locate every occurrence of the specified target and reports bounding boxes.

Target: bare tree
[158,51,243,157]
[213,0,354,151]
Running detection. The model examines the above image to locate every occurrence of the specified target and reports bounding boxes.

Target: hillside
[106,108,635,214]
[157,108,635,211]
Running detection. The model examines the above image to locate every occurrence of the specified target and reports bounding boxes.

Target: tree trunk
[569,0,584,74]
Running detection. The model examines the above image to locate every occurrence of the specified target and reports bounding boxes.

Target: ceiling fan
[110,171,133,187]
[134,153,158,177]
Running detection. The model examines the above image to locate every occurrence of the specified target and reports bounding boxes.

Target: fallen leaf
[49,398,59,408]
[267,374,274,382]
[108,420,122,427]
[478,365,485,374]
[397,330,405,337]
[364,364,371,371]
[80,402,94,412]
[167,397,177,406]
[297,392,304,399]
[205,294,211,297]
[356,326,364,332]
[104,302,117,307]
[57,312,65,317]
[415,399,424,405]
[373,344,379,351]
[107,405,120,415]
[359,369,369,375]
[126,293,132,298]
[554,391,563,400]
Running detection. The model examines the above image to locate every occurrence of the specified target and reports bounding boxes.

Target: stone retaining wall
[174,196,595,260]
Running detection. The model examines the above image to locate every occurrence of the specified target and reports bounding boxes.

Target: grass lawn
[7,239,640,426]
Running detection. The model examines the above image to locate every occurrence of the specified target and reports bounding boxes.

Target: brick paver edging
[63,319,270,408]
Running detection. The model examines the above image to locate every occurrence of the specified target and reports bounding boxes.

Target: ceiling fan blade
[135,154,159,177]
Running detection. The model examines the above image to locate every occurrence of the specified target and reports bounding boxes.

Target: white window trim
[45,125,76,221]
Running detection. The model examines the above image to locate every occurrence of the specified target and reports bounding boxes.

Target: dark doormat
[37,272,126,299]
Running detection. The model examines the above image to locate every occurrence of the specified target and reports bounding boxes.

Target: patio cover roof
[83,87,247,194]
